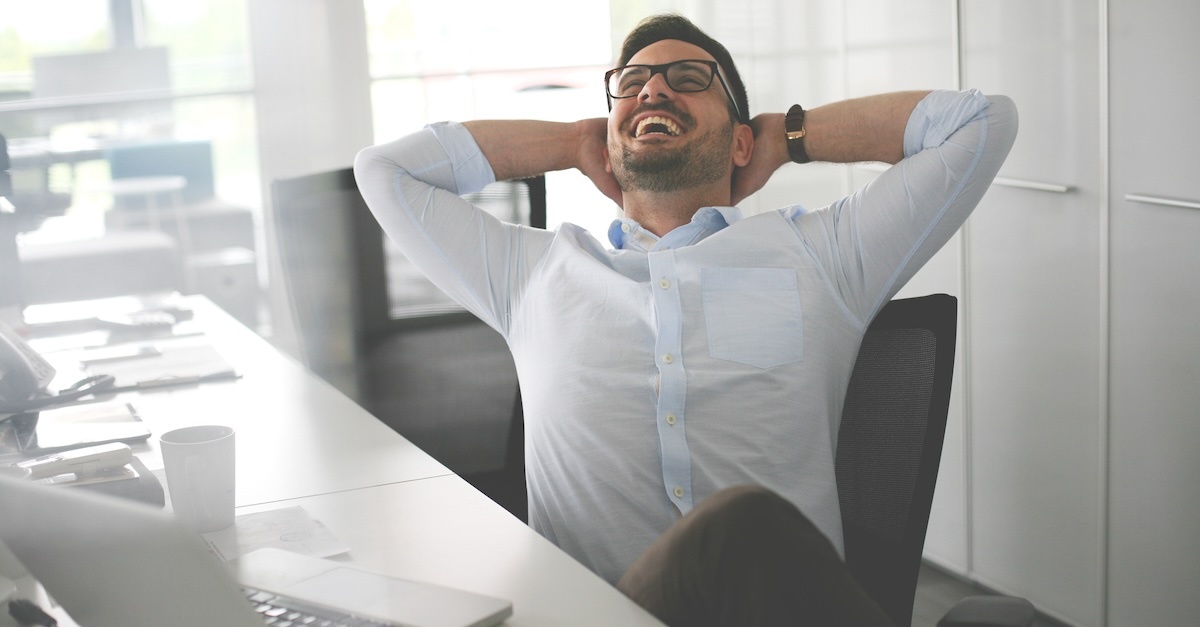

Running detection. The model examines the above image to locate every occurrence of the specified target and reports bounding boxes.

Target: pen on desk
[77,345,163,365]
[8,599,57,626]
[104,370,242,393]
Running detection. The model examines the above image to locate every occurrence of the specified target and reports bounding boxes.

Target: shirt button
[673,486,685,498]
[658,278,670,289]
[665,414,677,426]
[621,223,632,233]
[662,353,674,364]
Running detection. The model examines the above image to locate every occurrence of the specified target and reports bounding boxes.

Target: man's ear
[732,123,754,168]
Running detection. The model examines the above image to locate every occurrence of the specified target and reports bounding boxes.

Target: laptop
[0,475,513,627]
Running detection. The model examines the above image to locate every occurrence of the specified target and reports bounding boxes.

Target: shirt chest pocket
[701,268,804,369]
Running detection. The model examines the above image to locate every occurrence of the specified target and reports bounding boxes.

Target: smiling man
[355,13,1017,626]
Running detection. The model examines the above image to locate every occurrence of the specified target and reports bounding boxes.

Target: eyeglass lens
[608,61,715,98]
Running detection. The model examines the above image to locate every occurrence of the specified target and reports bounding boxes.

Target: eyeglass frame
[604,59,743,123]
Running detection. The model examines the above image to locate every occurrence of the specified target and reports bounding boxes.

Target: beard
[610,108,734,194]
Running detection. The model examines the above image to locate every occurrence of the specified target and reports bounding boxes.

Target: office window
[0,2,110,98]
[140,0,253,92]
[0,0,263,333]
[139,0,258,210]
[364,0,621,239]
[1,0,258,245]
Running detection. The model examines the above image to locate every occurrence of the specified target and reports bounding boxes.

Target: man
[356,13,1017,626]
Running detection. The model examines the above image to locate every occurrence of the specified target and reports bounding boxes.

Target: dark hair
[617,14,750,124]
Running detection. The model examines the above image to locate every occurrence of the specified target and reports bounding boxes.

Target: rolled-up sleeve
[795,90,1018,325]
[353,122,554,334]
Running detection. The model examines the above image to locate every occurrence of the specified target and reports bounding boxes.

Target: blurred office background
[1,1,1197,626]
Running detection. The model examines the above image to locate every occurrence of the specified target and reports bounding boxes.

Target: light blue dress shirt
[355,89,1018,584]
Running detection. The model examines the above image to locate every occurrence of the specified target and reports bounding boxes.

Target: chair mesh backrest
[836,328,936,538]
[835,294,956,627]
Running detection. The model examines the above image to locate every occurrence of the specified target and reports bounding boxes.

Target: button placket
[648,251,693,513]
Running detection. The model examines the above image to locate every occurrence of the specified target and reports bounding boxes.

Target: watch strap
[785,104,810,164]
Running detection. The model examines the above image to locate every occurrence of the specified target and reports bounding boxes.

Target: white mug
[160,425,235,532]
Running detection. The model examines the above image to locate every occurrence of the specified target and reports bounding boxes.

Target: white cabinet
[959,2,1105,624]
[695,1,1200,623]
[1108,0,1200,623]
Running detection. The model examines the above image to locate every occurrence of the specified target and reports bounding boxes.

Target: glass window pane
[4,1,261,325]
[141,0,253,91]
[0,0,110,97]
[172,94,259,209]
[364,0,612,78]
[370,78,428,141]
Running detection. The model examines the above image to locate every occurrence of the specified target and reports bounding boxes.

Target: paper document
[77,337,238,391]
[201,506,350,562]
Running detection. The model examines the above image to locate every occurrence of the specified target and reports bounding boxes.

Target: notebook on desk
[0,475,513,627]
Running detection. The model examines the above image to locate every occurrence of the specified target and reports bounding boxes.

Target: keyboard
[243,587,398,627]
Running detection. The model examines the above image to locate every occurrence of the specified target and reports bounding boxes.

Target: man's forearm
[463,117,620,206]
[756,91,932,167]
[804,91,930,164]
[462,119,583,181]
[732,91,933,203]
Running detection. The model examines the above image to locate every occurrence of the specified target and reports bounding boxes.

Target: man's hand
[575,118,623,209]
[731,113,789,206]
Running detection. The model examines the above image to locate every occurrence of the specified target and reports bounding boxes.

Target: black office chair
[269,168,537,521]
[835,294,1034,627]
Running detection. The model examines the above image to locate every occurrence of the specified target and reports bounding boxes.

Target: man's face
[606,39,740,194]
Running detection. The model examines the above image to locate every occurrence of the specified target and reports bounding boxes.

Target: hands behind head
[731,113,790,206]
[576,118,624,209]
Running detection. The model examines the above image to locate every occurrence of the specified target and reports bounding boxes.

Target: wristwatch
[785,104,810,164]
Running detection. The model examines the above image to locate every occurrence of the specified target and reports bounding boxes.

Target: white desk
[28,295,451,506]
[15,295,664,626]
[237,477,662,627]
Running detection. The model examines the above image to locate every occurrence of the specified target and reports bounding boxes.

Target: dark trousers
[617,485,893,627]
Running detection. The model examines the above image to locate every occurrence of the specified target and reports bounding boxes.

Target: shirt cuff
[425,121,497,195]
[902,89,992,158]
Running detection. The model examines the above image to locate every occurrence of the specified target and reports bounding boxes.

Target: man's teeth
[635,116,682,137]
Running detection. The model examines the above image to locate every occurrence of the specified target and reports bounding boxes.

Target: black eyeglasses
[604,59,742,122]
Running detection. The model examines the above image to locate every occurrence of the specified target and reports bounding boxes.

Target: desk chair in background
[836,294,1033,627]
[1,133,183,305]
[269,168,537,521]
[105,141,259,327]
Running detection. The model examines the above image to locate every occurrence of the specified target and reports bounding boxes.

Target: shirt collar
[608,206,744,252]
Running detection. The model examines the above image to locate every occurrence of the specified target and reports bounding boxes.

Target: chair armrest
[937,595,1035,627]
